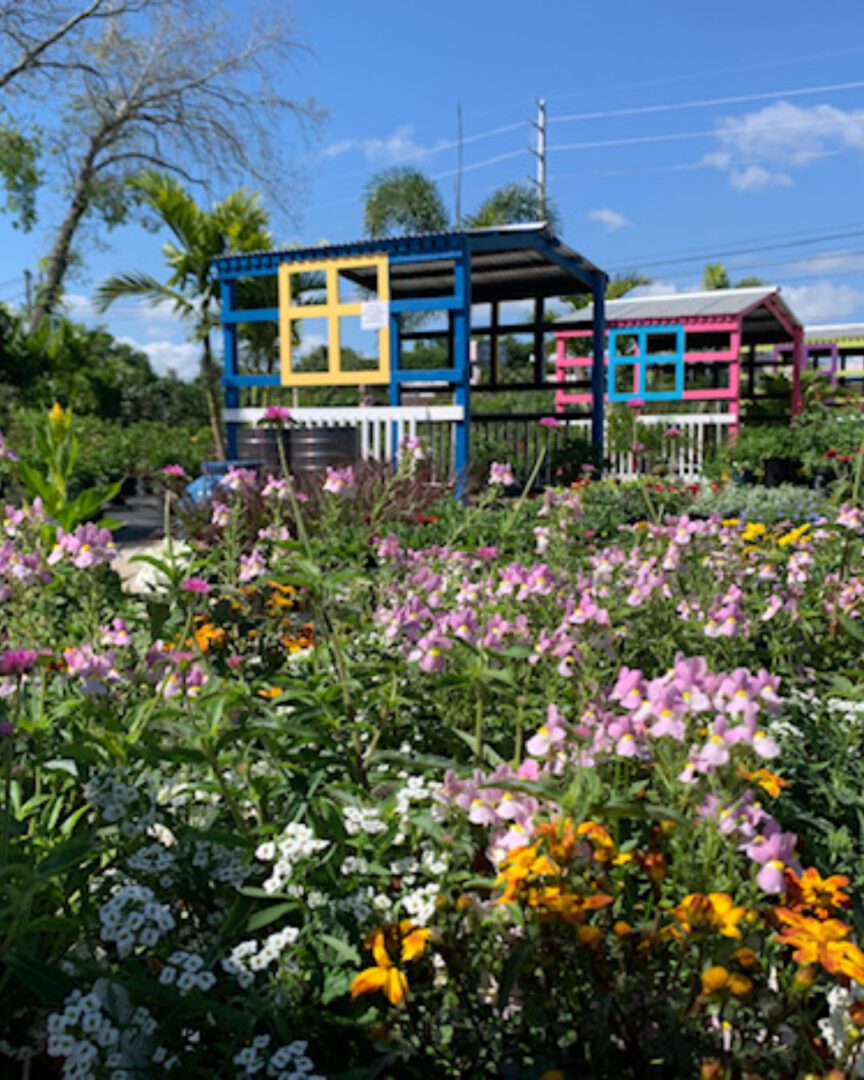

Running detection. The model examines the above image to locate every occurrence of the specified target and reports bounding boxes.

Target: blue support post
[388,309,401,469]
[220,276,240,459]
[452,248,471,499]
[590,275,606,469]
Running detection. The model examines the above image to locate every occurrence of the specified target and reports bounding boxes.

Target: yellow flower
[257,686,281,700]
[738,766,789,799]
[733,946,757,969]
[350,921,429,1006]
[721,517,740,527]
[672,893,747,939]
[741,521,767,542]
[49,402,66,429]
[778,522,811,548]
[701,966,729,994]
[727,973,753,996]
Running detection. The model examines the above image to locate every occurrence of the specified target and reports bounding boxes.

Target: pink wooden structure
[554,287,804,432]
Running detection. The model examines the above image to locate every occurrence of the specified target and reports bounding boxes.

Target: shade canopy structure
[554,286,804,428]
[213,224,608,491]
[796,323,864,387]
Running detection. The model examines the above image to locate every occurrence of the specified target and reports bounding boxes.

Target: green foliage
[362,166,450,238]
[0,120,40,230]
[463,181,560,232]
[10,405,120,529]
[689,483,829,524]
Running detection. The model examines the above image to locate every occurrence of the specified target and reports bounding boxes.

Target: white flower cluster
[191,839,246,887]
[233,1035,324,1079]
[393,774,436,817]
[827,696,864,719]
[402,882,440,926]
[157,950,216,995]
[343,805,386,837]
[99,884,176,957]
[85,770,156,836]
[255,824,329,894]
[223,926,299,988]
[46,988,177,1079]
[340,856,368,875]
[127,842,176,880]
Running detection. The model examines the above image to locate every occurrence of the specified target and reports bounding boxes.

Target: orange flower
[786,868,850,919]
[775,908,855,977]
[258,686,281,700]
[701,966,729,994]
[576,820,616,863]
[194,621,226,652]
[672,893,747,939]
[738,766,790,799]
[351,920,430,1006]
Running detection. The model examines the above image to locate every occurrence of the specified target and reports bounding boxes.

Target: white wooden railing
[224,406,461,481]
[225,407,734,483]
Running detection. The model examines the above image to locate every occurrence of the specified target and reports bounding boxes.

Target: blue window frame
[607,325,685,402]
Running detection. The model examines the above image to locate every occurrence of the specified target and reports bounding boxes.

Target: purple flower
[263,404,292,423]
[161,464,188,479]
[489,461,515,487]
[664,426,682,439]
[323,465,355,495]
[181,577,211,594]
[526,704,567,757]
[0,649,39,675]
[399,435,426,461]
[0,431,18,462]
[48,524,116,570]
[756,859,787,894]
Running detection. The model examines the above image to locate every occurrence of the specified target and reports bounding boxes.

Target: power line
[549,112,864,155]
[550,77,864,125]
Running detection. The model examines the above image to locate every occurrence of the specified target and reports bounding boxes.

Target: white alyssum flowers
[99,883,175,957]
[223,926,300,988]
[343,805,386,837]
[233,1034,325,1078]
[255,823,329,894]
[157,951,217,995]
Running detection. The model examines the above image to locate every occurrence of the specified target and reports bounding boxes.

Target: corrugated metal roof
[567,286,782,322]
[807,323,864,342]
[563,286,801,344]
[212,225,606,303]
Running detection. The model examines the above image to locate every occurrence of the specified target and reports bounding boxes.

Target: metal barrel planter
[235,427,290,472]
[287,426,360,479]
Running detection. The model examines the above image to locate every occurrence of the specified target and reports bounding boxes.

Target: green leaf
[246,903,297,932]
[497,939,533,1008]
[319,933,361,966]
[37,834,95,877]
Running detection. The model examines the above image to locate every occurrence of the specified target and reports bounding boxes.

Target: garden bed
[3,415,864,1077]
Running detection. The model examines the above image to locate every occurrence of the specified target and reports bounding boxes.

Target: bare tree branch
[25,0,323,330]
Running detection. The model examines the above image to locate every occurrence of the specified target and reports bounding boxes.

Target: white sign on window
[360,300,389,331]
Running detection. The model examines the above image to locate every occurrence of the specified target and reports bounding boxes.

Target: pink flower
[181,577,211,594]
[161,464,188,479]
[664,426,682,438]
[263,404,292,423]
[526,704,567,757]
[399,435,426,461]
[488,461,515,487]
[625,399,645,410]
[323,465,355,495]
[0,648,40,675]
[48,524,116,570]
[756,859,786,894]
[0,431,19,462]
[753,730,780,759]
[539,417,560,428]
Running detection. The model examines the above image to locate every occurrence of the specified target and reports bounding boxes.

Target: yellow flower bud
[701,966,729,994]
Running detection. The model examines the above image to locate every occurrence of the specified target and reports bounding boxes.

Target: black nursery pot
[761,456,800,488]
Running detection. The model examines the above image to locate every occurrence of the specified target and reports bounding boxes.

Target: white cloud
[628,280,689,298]
[320,125,447,166]
[587,208,631,232]
[729,165,792,191]
[787,251,864,276]
[705,101,864,189]
[119,337,199,380]
[782,282,864,322]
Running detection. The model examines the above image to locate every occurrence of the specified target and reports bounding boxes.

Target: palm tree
[362,169,558,238]
[702,262,767,290]
[363,168,449,238]
[94,171,271,458]
[464,181,560,232]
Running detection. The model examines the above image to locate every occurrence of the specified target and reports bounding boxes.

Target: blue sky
[5,0,864,377]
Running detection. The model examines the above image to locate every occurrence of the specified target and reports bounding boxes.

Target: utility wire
[550,77,864,124]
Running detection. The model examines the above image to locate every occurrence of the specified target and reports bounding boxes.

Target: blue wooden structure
[213,224,607,492]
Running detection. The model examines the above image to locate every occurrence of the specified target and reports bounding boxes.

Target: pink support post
[791,326,804,416]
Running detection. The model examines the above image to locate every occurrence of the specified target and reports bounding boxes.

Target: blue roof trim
[212,228,605,283]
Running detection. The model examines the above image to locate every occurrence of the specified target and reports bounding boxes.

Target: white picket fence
[224,407,734,483]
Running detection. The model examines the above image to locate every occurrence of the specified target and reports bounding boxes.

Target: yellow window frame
[278,254,391,386]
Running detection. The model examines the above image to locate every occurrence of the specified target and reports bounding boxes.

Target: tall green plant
[14,404,120,530]
[94,171,272,459]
